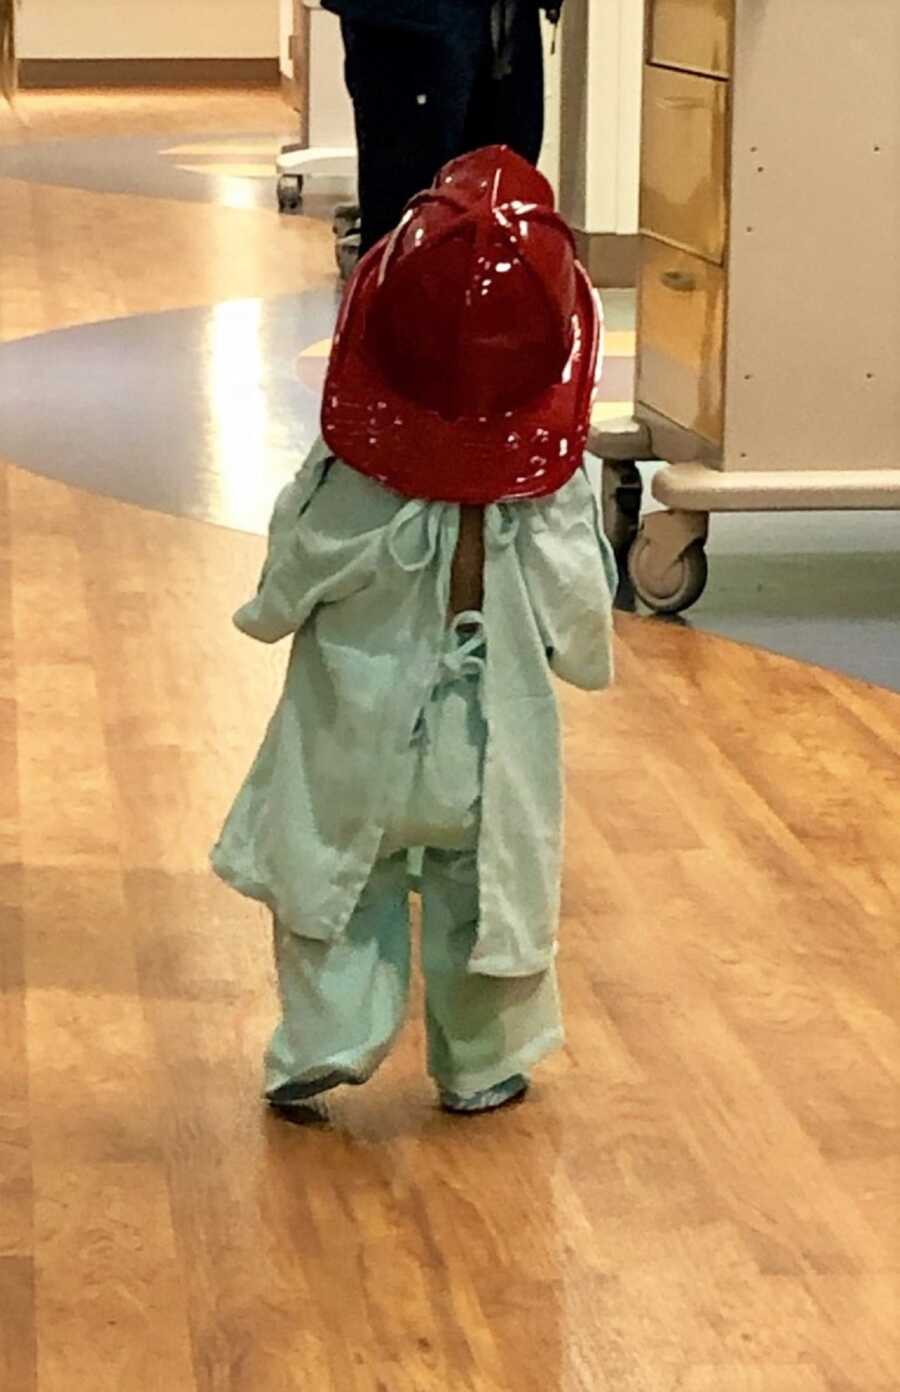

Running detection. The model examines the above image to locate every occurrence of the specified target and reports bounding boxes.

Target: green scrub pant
[264,619,564,1102]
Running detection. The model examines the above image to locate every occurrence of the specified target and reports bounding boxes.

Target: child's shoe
[439,1074,529,1115]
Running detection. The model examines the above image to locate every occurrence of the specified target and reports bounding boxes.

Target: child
[212,146,617,1115]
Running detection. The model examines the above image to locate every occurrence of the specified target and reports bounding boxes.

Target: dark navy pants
[340,4,545,252]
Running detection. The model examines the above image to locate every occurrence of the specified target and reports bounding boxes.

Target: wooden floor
[1,90,899,1392]
[0,88,331,344]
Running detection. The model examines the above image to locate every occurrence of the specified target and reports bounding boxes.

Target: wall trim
[574,230,639,289]
[20,58,280,89]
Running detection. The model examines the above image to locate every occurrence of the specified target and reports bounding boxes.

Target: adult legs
[463,2,545,162]
[340,5,545,254]
[341,13,492,252]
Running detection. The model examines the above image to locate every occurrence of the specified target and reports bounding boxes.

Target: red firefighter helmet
[322,144,603,504]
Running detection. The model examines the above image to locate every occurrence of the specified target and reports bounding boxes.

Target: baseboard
[574,231,639,290]
[19,58,280,90]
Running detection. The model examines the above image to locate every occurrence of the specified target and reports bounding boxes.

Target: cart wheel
[628,529,708,615]
[277,175,303,213]
[601,460,643,558]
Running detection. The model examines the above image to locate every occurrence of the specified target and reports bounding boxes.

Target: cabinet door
[640,64,728,264]
[637,238,725,444]
[649,0,732,78]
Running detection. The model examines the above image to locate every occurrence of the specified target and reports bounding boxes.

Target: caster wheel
[628,533,708,615]
[601,461,643,558]
[277,174,303,213]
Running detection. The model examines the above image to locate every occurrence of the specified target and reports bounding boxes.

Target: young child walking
[212,146,617,1115]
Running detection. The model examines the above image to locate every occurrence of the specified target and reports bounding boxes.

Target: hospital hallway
[1,88,898,1392]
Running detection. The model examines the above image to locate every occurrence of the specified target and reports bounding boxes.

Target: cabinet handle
[657,96,705,110]
[661,270,697,293]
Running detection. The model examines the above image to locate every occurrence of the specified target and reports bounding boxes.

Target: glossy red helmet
[321,145,603,504]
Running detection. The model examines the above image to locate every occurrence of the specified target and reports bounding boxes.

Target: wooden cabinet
[648,0,732,78]
[637,0,732,444]
[599,0,900,615]
[640,65,728,263]
[637,241,725,444]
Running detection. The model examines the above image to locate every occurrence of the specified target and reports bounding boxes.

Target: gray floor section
[633,467,900,692]
[0,292,342,534]
[0,129,349,217]
[699,523,900,691]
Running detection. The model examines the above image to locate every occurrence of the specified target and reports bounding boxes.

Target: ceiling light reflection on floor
[208,175,271,211]
[207,298,269,527]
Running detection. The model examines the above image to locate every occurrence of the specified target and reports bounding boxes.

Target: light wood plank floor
[0,86,290,145]
[0,87,332,343]
[1,89,898,1392]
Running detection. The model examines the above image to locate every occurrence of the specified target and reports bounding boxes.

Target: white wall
[19,0,279,60]
[539,19,563,196]
[558,0,643,235]
[586,0,643,233]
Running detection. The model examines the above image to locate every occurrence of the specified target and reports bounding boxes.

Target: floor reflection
[207,299,269,524]
[0,290,341,533]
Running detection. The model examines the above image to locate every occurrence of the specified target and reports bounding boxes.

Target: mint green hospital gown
[212,439,617,1098]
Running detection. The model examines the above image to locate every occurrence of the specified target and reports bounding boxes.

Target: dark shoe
[335,228,361,282]
[333,202,360,239]
[265,1068,360,1110]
